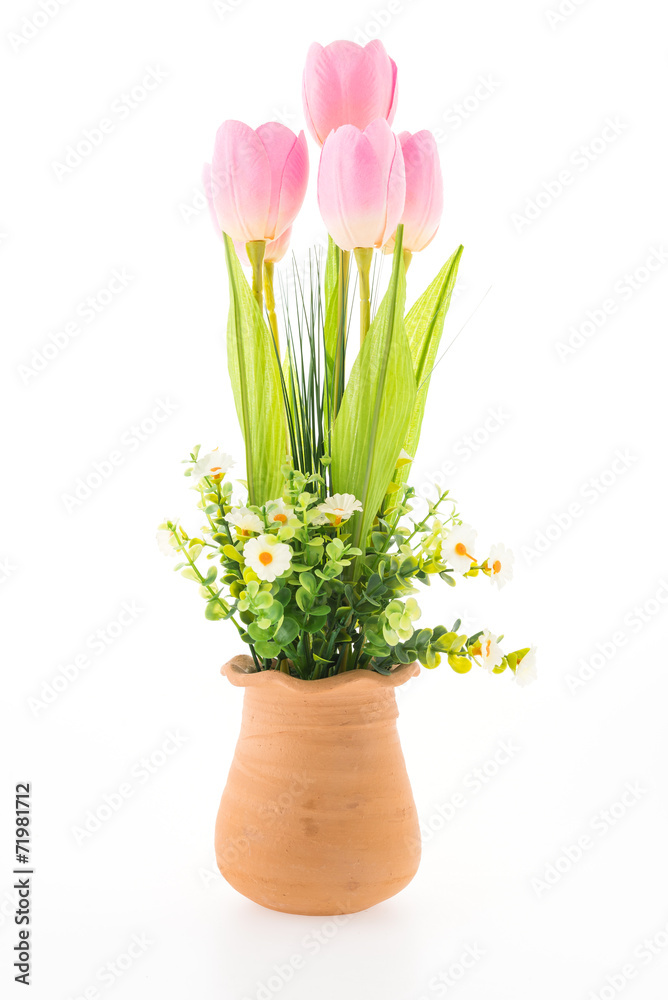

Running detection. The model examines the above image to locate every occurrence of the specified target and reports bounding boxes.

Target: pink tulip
[206,121,308,243]
[303,40,398,146]
[317,119,405,251]
[385,131,443,253]
[203,164,293,264]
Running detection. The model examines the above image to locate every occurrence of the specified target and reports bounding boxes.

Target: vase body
[215,656,421,915]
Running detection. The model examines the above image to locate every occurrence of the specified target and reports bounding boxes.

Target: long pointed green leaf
[323,236,349,427]
[331,227,416,558]
[394,245,463,492]
[224,234,284,505]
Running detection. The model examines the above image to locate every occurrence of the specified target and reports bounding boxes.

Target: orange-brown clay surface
[215,656,422,915]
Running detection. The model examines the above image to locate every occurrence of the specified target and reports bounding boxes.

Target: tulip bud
[303,39,398,146]
[384,131,443,254]
[205,121,308,244]
[317,119,405,251]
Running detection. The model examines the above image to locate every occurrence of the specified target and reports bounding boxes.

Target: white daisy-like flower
[244,534,292,582]
[515,648,537,687]
[156,527,179,556]
[191,448,234,483]
[226,507,264,536]
[317,493,363,526]
[442,523,477,573]
[265,499,295,527]
[478,629,504,672]
[487,543,515,589]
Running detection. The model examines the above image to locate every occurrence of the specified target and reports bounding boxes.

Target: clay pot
[215,655,421,915]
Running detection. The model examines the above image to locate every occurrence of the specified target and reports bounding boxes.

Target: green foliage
[392,245,463,498]
[161,235,531,681]
[161,453,529,681]
[330,227,416,563]
[224,234,284,505]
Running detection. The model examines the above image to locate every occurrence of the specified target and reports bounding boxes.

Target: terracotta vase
[215,655,421,915]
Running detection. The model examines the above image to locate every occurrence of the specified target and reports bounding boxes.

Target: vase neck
[241,683,399,732]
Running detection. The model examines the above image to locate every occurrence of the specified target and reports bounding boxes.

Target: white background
[2,0,668,997]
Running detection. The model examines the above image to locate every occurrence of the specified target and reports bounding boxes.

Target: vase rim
[221,655,420,691]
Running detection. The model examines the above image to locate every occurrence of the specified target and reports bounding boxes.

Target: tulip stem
[332,248,350,419]
[263,261,280,357]
[354,247,373,345]
[246,240,266,317]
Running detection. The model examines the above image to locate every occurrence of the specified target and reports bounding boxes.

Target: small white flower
[265,499,295,526]
[442,523,477,573]
[515,648,537,687]
[487,543,514,589]
[478,629,504,672]
[244,534,292,582]
[191,448,234,482]
[156,526,178,556]
[226,507,264,535]
[317,493,363,525]
[309,512,331,526]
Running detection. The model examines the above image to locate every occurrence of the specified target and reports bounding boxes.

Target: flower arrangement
[159,39,535,685]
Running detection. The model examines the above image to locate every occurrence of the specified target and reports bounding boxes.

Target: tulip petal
[400,131,443,251]
[318,124,388,250]
[266,225,292,263]
[303,39,398,145]
[380,131,406,247]
[211,120,271,243]
[361,120,406,247]
[256,123,309,240]
[366,40,398,124]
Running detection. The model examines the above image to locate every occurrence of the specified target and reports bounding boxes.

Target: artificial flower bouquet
[159,39,535,686]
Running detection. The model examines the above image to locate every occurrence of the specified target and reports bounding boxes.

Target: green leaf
[323,236,348,422]
[370,663,394,675]
[299,571,317,594]
[203,566,217,585]
[307,604,331,617]
[254,591,273,609]
[255,640,280,659]
[295,587,312,613]
[301,618,324,633]
[224,233,284,505]
[204,599,227,621]
[392,246,463,495]
[274,617,300,646]
[180,567,199,582]
[248,622,272,641]
[324,235,340,368]
[223,544,243,564]
[448,653,472,674]
[331,226,416,566]
[371,532,387,552]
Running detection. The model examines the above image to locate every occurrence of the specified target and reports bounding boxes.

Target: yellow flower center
[259,551,273,566]
[484,640,491,656]
[273,513,287,523]
[492,559,501,574]
[455,542,473,559]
